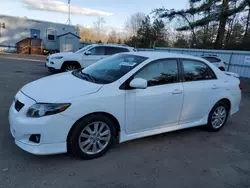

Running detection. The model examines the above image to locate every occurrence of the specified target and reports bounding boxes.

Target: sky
[0,0,188,29]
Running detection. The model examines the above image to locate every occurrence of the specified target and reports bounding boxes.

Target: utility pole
[0,23,6,37]
[66,0,72,25]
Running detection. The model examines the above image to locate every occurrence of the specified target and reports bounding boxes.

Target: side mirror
[129,78,147,89]
[84,51,91,56]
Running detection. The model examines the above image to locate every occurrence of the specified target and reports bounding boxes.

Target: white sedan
[9,52,242,159]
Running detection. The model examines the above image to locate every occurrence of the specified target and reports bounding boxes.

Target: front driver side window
[89,47,105,55]
[134,59,178,87]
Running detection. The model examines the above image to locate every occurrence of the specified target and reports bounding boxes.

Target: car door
[125,59,184,134]
[81,46,105,67]
[179,59,220,124]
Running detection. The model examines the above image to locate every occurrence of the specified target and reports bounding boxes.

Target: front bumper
[45,62,61,73]
[14,140,67,155]
[9,91,75,155]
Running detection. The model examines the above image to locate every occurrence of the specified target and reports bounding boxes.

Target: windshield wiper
[81,72,96,82]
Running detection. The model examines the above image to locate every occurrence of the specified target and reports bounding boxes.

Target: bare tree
[93,17,106,40]
[79,26,94,42]
[125,12,146,36]
[107,30,118,43]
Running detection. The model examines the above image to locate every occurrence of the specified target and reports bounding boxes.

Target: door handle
[172,89,183,94]
[212,85,219,89]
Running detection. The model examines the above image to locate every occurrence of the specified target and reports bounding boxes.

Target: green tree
[137,16,154,48]
[226,21,244,49]
[124,36,139,47]
[195,23,217,48]
[173,34,189,48]
[243,0,250,39]
[152,19,169,47]
[154,0,247,49]
[124,15,168,48]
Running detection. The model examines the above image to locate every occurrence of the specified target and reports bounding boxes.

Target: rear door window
[105,47,129,55]
[182,59,216,81]
[89,47,105,55]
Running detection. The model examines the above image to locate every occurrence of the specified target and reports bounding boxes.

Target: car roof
[201,56,220,58]
[124,51,207,61]
[91,43,133,49]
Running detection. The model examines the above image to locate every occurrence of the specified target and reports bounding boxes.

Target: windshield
[72,54,147,84]
[75,45,93,54]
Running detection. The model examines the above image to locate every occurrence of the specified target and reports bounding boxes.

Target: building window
[30,29,40,39]
[47,29,56,41]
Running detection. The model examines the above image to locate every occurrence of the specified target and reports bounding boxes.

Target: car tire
[68,114,116,160]
[205,101,229,132]
[62,62,81,72]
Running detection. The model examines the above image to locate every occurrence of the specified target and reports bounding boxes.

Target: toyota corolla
[9,52,241,159]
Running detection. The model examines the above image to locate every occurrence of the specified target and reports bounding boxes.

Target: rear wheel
[68,114,116,159]
[62,62,81,72]
[206,101,229,132]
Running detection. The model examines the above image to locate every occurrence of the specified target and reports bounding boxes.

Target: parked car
[201,55,226,71]
[45,44,136,72]
[9,52,241,159]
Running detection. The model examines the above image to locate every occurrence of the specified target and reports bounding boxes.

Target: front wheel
[206,101,229,132]
[62,62,81,72]
[68,114,116,159]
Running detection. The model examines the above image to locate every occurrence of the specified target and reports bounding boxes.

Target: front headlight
[51,56,63,60]
[27,103,71,118]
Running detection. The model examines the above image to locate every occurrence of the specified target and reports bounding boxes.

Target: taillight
[239,83,243,90]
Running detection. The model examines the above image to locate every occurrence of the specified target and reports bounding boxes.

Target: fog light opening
[29,134,41,143]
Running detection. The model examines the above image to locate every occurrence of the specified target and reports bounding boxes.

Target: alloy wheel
[65,65,77,71]
[211,106,227,129]
[78,121,111,155]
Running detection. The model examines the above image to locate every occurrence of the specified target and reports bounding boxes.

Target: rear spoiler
[224,71,239,78]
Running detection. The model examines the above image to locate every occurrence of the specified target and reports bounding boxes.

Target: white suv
[201,55,226,71]
[45,44,136,72]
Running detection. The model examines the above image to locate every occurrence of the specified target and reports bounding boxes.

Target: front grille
[14,100,24,112]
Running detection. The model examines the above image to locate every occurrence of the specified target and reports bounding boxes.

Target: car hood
[49,52,74,58]
[21,73,103,103]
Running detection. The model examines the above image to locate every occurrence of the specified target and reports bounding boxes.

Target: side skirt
[119,115,208,143]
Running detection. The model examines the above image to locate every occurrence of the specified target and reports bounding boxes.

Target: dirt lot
[0,53,250,188]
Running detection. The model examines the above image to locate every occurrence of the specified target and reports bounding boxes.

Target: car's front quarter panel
[62,53,82,64]
[47,53,83,70]
[46,58,64,70]
[60,81,126,132]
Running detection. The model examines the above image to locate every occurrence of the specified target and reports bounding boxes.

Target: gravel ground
[0,53,250,188]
